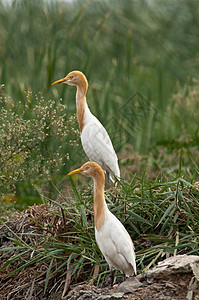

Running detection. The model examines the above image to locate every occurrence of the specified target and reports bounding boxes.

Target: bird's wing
[109,213,136,272]
[81,118,120,177]
[96,212,136,275]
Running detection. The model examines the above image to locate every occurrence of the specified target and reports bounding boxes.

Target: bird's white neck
[93,176,107,231]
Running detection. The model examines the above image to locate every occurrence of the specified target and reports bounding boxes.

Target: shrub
[0,87,79,196]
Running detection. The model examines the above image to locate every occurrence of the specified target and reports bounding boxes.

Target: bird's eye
[69,75,75,80]
[84,166,90,171]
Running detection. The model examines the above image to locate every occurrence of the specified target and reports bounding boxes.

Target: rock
[186,276,199,300]
[146,255,199,280]
[143,254,199,300]
[97,295,111,300]
[117,277,142,293]
[191,262,199,281]
[110,292,125,299]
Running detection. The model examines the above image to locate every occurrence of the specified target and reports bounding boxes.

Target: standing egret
[52,71,120,183]
[68,161,136,281]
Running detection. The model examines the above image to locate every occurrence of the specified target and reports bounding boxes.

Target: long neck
[76,84,87,132]
[93,174,106,231]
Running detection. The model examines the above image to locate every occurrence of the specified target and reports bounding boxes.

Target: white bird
[68,161,137,281]
[52,71,120,183]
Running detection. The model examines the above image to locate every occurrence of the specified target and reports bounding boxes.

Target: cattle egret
[68,161,137,280]
[52,71,120,183]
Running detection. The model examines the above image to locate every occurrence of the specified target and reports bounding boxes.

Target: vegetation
[0,0,199,295]
[0,89,79,207]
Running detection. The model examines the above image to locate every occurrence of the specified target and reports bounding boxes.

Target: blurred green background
[0,0,199,205]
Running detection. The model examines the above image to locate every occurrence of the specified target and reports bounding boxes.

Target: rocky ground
[65,255,199,300]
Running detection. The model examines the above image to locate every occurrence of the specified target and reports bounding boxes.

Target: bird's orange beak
[67,167,84,176]
[51,77,67,85]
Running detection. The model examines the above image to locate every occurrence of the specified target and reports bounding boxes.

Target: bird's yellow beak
[67,167,84,176]
[51,77,67,85]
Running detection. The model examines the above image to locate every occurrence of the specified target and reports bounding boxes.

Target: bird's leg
[105,171,111,189]
[110,268,115,286]
[123,273,127,281]
[107,171,110,185]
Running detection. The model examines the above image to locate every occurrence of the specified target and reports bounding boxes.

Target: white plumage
[52,71,120,182]
[68,162,136,278]
[81,104,120,182]
[96,208,137,276]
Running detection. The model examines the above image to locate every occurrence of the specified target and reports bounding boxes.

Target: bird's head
[68,161,105,180]
[52,70,88,90]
